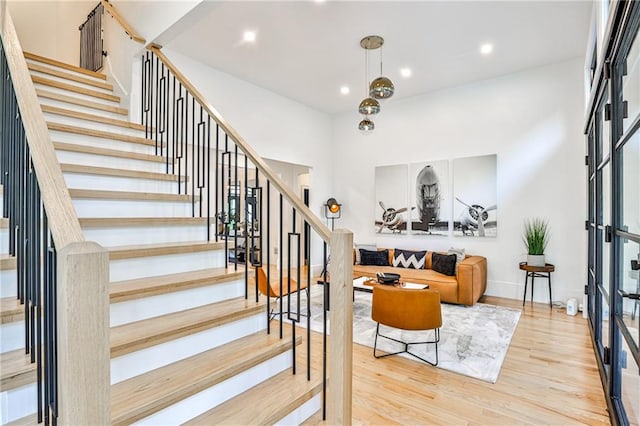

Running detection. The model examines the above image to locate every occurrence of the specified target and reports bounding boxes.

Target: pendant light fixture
[358,35,394,133]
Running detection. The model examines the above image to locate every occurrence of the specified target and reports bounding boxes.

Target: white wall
[8,0,95,65]
[330,58,587,304]
[154,48,333,273]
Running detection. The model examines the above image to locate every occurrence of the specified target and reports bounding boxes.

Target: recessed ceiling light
[243,31,257,43]
[340,86,350,95]
[400,68,412,78]
[480,43,493,55]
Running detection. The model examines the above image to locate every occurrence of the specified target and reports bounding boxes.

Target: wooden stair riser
[29,67,114,93]
[110,313,269,385]
[83,224,208,247]
[0,320,25,353]
[111,277,246,326]
[37,90,128,117]
[73,198,195,219]
[111,331,297,424]
[49,130,160,155]
[48,123,155,146]
[24,52,107,80]
[54,141,166,165]
[57,150,167,175]
[1,385,37,425]
[109,250,228,286]
[0,270,17,298]
[64,173,179,195]
[43,111,146,139]
[32,76,120,103]
[133,350,293,425]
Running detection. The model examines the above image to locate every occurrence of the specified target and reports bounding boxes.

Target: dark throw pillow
[392,249,427,269]
[432,253,457,276]
[359,249,389,266]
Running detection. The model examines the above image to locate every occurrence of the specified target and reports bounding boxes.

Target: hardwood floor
[302,295,610,425]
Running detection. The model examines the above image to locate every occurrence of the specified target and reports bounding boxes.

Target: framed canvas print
[453,154,497,237]
[374,164,409,234]
[409,161,449,235]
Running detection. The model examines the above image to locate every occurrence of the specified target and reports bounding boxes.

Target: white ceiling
[161,1,593,114]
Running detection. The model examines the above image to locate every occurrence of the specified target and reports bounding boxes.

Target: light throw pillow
[355,244,377,264]
[432,253,457,276]
[448,247,466,271]
[392,249,427,269]
[359,249,390,266]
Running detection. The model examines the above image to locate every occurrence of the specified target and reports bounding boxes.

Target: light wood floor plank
[302,295,609,425]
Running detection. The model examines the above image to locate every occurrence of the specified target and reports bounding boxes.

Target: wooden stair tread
[61,163,178,182]
[0,349,37,392]
[111,331,299,425]
[108,240,226,260]
[36,89,128,115]
[54,141,165,163]
[5,414,36,426]
[0,254,17,271]
[80,216,206,228]
[0,217,7,228]
[32,75,119,102]
[69,188,198,202]
[110,267,246,303]
[48,122,156,146]
[1,297,24,324]
[24,51,107,80]
[110,293,267,358]
[186,368,322,425]
[28,62,113,90]
[42,105,144,131]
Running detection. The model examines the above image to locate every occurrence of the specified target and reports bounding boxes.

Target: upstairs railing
[141,46,353,422]
[0,3,110,425]
[78,2,104,72]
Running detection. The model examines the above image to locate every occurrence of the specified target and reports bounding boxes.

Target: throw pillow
[432,253,457,276]
[354,244,377,264]
[448,247,466,271]
[359,249,390,266]
[392,249,427,269]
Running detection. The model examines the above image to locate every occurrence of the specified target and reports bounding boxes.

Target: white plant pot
[527,254,545,267]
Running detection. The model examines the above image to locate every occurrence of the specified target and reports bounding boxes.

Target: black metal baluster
[305,218,311,381]
[191,97,195,215]
[214,124,219,242]
[234,143,238,272]
[206,116,211,240]
[279,193,283,339]
[266,181,271,334]
[322,241,328,420]
[244,154,248,299]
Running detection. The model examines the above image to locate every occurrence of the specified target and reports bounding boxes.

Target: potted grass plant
[523,218,549,267]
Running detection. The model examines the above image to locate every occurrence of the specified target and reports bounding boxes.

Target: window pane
[603,163,611,227]
[620,332,639,426]
[601,291,610,350]
[601,92,611,160]
[623,27,640,133]
[622,132,640,235]
[622,243,640,350]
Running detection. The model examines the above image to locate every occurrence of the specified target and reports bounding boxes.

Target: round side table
[519,262,555,308]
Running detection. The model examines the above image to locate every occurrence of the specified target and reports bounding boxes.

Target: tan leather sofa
[353,249,487,306]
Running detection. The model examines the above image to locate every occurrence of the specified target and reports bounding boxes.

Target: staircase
[0,53,321,425]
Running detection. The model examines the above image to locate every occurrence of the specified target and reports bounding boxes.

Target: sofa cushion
[359,249,390,266]
[392,249,427,269]
[354,244,377,264]
[432,253,457,276]
[354,265,457,285]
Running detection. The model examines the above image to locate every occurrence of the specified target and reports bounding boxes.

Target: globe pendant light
[359,97,380,115]
[358,117,375,133]
[361,35,394,100]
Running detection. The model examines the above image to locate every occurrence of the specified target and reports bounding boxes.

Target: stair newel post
[328,229,353,425]
[56,242,110,424]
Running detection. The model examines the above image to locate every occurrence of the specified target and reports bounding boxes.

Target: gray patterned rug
[304,285,521,383]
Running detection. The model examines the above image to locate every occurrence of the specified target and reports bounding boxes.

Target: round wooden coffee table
[519,262,555,308]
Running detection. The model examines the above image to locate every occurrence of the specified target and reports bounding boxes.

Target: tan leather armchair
[371,285,442,365]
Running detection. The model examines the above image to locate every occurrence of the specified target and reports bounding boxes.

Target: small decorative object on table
[376,272,400,284]
[523,218,549,267]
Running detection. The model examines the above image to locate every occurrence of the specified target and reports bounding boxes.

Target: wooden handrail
[0,2,84,248]
[149,46,332,243]
[101,0,145,44]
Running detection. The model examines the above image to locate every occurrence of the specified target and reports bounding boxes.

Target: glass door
[611,6,640,424]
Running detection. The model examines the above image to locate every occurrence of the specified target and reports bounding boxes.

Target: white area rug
[305,285,521,383]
